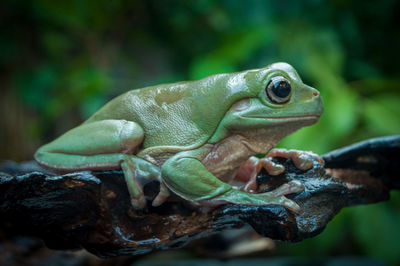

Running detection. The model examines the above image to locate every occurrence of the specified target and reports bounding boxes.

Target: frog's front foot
[236,156,285,192]
[267,148,324,170]
[121,156,165,210]
[121,159,147,209]
[236,149,324,193]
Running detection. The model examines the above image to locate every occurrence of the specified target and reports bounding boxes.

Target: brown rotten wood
[0,135,399,258]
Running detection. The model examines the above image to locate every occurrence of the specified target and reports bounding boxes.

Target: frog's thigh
[34,119,144,170]
[162,154,232,201]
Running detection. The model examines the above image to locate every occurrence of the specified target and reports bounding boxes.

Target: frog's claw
[267,148,324,171]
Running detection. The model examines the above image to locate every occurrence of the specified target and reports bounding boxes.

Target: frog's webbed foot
[121,156,165,210]
[221,180,304,213]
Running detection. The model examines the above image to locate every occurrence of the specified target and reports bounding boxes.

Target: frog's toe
[278,196,301,213]
[260,181,304,213]
[152,183,170,207]
[292,150,325,170]
[259,157,285,175]
[263,180,305,198]
[131,195,147,210]
[267,148,324,171]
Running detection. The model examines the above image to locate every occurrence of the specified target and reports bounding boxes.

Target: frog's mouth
[276,115,321,127]
[246,115,320,120]
[242,114,321,125]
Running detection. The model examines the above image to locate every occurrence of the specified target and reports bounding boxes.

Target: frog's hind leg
[34,119,145,170]
[162,153,303,212]
[34,119,161,209]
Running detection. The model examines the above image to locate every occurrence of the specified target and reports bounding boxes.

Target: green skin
[35,62,323,212]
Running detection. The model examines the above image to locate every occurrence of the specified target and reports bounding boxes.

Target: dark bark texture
[0,135,399,258]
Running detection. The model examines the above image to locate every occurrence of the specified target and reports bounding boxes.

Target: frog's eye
[265,76,291,104]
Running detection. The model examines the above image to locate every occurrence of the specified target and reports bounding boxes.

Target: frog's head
[212,62,323,151]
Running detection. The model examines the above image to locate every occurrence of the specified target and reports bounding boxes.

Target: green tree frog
[35,62,323,212]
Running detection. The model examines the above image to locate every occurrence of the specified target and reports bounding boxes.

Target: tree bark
[0,135,399,258]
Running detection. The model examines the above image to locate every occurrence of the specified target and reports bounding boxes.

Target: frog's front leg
[34,119,163,209]
[161,151,303,212]
[236,149,324,192]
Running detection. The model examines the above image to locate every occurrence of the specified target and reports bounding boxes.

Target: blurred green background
[1,0,399,264]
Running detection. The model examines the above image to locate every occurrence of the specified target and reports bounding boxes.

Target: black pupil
[272,80,291,98]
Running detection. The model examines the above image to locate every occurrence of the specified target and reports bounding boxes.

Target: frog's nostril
[313,91,319,97]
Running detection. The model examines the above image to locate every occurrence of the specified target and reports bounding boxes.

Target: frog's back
[85,70,255,151]
[85,82,199,149]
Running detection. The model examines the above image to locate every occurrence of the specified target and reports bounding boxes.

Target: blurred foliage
[0,0,399,264]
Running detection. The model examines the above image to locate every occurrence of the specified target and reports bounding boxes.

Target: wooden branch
[0,135,399,258]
